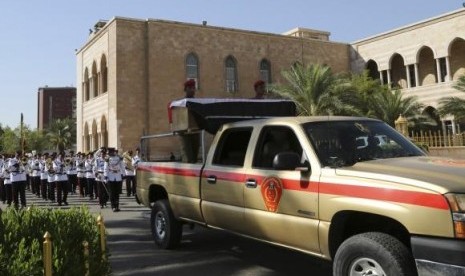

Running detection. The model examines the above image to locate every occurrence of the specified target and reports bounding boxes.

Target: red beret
[254,80,265,88]
[184,79,196,88]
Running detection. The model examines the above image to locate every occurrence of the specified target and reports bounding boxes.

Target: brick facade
[37,87,76,130]
[76,18,350,152]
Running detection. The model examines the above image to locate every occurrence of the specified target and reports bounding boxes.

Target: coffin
[168,98,296,134]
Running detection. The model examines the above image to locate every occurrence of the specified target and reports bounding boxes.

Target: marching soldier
[132,148,141,197]
[39,153,49,200]
[85,152,96,200]
[8,151,27,208]
[123,150,135,196]
[46,153,57,202]
[67,151,78,194]
[22,154,31,192]
[3,154,12,206]
[30,153,41,198]
[76,152,86,197]
[54,152,69,206]
[94,148,109,208]
[104,148,125,212]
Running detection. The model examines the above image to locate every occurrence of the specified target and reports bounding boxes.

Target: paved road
[6,190,332,276]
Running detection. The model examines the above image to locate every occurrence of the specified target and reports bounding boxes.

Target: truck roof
[219,116,382,129]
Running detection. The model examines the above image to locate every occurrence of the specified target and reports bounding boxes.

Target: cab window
[212,128,252,167]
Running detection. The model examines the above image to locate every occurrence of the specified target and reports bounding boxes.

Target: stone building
[351,8,465,134]
[75,17,350,153]
[76,8,465,153]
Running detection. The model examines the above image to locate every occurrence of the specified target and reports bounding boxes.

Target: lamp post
[395,114,409,136]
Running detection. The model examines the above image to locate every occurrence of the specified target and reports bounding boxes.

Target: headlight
[445,193,465,238]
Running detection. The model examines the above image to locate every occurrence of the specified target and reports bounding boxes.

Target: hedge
[0,206,110,276]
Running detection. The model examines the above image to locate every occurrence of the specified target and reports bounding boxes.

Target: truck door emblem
[261,176,283,212]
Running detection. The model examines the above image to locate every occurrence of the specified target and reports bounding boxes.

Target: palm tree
[344,70,387,117]
[438,74,465,122]
[270,63,359,116]
[369,89,424,127]
[46,118,76,152]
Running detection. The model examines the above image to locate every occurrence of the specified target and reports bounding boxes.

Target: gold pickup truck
[136,115,465,276]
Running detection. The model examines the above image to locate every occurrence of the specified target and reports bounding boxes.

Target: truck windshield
[303,120,426,167]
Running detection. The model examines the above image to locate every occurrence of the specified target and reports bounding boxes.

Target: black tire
[333,232,417,276]
[150,199,182,249]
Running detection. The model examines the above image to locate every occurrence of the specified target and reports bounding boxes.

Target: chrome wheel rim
[348,257,386,276]
[155,211,166,239]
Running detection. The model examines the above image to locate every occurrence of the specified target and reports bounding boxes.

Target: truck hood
[335,156,465,194]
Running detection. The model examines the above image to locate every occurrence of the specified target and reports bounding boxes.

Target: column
[387,69,392,88]
[405,66,411,88]
[445,56,452,82]
[436,59,442,83]
[379,71,384,85]
[414,64,420,87]
[451,119,457,135]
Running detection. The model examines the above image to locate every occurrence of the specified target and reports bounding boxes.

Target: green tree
[270,63,359,116]
[438,74,465,122]
[344,70,389,117]
[46,118,76,153]
[27,129,49,153]
[369,89,424,127]
[1,127,20,154]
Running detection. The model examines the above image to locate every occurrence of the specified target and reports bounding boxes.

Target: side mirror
[272,152,309,172]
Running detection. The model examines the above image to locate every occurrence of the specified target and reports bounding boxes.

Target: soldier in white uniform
[94,149,108,208]
[67,151,78,194]
[84,152,96,200]
[3,155,12,206]
[39,153,49,200]
[54,152,69,206]
[46,153,57,202]
[8,151,27,208]
[132,148,141,197]
[30,153,41,198]
[76,152,86,197]
[123,150,135,197]
[104,148,125,212]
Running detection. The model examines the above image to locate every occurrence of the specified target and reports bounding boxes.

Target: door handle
[207,175,217,184]
[245,179,257,188]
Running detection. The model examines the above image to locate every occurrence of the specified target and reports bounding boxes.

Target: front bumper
[412,236,465,276]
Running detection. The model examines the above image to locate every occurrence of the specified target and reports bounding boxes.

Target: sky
[0,0,462,129]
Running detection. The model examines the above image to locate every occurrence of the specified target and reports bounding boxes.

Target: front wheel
[150,199,182,249]
[333,232,417,276]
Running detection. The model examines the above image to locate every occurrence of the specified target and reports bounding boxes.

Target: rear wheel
[150,199,182,249]
[333,232,417,276]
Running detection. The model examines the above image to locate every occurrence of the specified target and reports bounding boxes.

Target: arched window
[84,68,90,101]
[92,120,98,150]
[365,60,379,81]
[100,54,108,93]
[390,53,407,89]
[186,53,199,89]
[92,61,98,98]
[259,59,271,84]
[225,56,238,93]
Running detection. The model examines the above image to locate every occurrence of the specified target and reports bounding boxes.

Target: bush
[0,206,110,276]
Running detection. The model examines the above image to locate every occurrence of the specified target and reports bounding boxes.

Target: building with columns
[351,8,465,134]
[76,8,465,153]
[75,18,350,153]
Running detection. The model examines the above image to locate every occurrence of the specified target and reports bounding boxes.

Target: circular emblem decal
[261,176,283,212]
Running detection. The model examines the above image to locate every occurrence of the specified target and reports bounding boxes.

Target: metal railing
[409,131,465,147]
